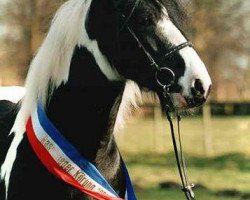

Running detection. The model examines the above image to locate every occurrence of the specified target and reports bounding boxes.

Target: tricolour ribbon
[26,103,137,200]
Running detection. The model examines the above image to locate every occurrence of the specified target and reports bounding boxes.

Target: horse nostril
[191,79,205,98]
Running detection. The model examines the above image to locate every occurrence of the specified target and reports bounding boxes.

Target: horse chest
[1,87,125,200]
[4,135,125,200]
[5,135,94,200]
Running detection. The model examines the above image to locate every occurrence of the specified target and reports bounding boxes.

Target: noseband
[118,1,196,199]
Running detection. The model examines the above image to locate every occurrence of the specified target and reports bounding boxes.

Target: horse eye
[138,16,150,26]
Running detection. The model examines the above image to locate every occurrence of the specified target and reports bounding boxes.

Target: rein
[119,1,196,199]
[164,97,196,200]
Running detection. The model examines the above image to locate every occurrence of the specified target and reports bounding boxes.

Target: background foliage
[0,0,249,102]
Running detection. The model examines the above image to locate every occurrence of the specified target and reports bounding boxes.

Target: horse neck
[46,46,126,194]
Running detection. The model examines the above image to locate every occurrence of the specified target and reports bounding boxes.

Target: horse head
[87,0,212,110]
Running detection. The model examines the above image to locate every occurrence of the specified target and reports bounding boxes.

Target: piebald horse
[0,0,211,199]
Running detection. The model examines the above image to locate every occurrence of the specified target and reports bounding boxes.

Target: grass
[116,114,250,156]
[137,188,243,200]
[115,113,250,199]
[123,153,250,198]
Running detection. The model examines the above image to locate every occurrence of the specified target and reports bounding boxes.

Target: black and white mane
[0,0,211,199]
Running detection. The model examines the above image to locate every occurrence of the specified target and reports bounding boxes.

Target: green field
[115,113,250,200]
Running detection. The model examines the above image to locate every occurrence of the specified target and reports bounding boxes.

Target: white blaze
[157,9,211,98]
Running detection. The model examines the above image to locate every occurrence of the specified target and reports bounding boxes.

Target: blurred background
[0,0,250,199]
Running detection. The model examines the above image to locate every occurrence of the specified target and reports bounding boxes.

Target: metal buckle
[182,184,195,199]
[155,67,175,89]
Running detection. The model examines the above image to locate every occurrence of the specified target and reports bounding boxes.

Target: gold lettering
[98,188,108,195]
[57,157,65,165]
[64,164,74,173]
[81,180,96,191]
[73,170,81,178]
[42,138,54,151]
[61,160,69,168]
[41,136,48,145]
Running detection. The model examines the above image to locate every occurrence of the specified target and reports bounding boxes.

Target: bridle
[117,0,196,199]
[118,0,193,107]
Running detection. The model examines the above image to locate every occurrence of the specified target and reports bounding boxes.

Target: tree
[0,0,64,85]
[190,0,250,101]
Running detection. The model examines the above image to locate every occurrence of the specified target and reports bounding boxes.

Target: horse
[0,0,212,199]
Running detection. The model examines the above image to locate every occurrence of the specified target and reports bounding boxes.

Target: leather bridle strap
[125,22,193,72]
[126,26,160,70]
[119,2,193,88]
[159,41,193,65]
[165,106,196,200]
[128,24,196,199]
[121,0,141,27]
